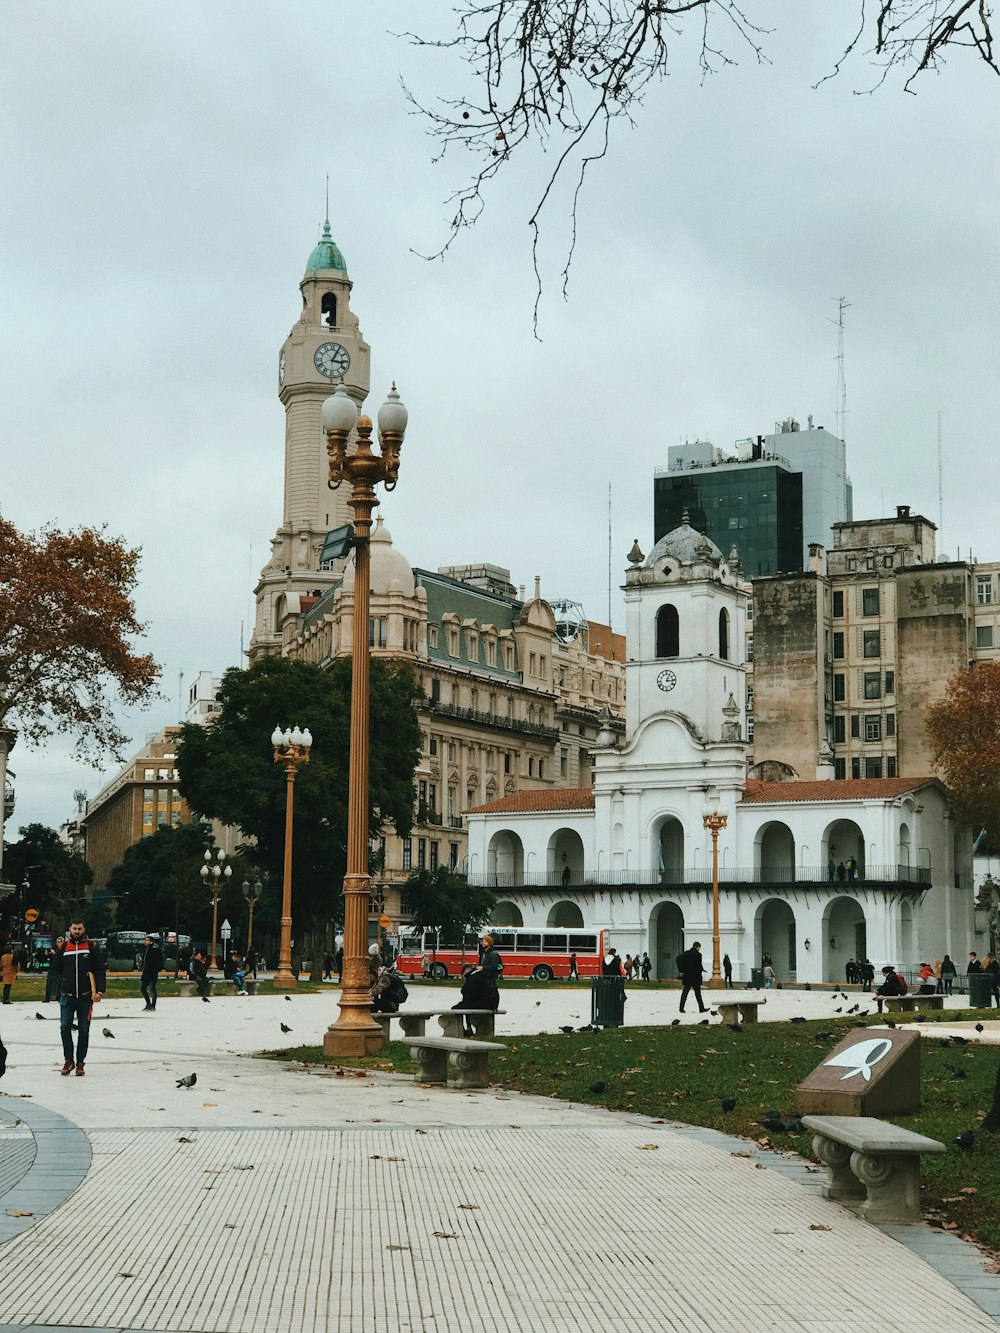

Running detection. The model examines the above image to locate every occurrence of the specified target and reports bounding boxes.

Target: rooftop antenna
[325,172,330,222]
[829,296,851,443]
[937,409,944,551]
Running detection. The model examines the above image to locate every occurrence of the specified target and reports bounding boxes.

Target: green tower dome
[306,219,346,272]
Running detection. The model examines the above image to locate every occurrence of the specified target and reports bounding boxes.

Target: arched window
[321,293,338,327]
[656,604,679,658]
[719,607,730,660]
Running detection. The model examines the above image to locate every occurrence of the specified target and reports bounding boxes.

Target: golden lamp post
[242,877,262,956]
[200,848,231,972]
[321,381,407,1058]
[270,725,313,989]
[702,811,728,990]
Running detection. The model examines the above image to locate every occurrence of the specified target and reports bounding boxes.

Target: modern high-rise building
[653,417,851,578]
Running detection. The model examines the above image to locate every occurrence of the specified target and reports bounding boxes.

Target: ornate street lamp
[200,849,232,972]
[321,381,407,1057]
[703,812,728,989]
[242,877,263,956]
[271,725,312,989]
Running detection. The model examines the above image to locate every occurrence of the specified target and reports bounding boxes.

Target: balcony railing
[467,864,932,890]
[425,698,560,741]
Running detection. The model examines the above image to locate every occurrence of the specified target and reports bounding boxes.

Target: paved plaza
[0,984,999,1332]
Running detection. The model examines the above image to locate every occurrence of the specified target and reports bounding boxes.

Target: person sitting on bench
[875,965,907,1013]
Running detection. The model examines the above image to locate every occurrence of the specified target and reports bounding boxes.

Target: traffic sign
[378,915,392,930]
[24,908,39,924]
[220,919,232,940]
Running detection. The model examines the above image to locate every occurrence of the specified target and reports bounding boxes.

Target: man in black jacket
[875,966,906,1014]
[140,935,163,1011]
[677,941,708,1014]
[55,920,106,1076]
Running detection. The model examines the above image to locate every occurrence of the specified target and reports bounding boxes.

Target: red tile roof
[470,787,595,815]
[741,778,938,804]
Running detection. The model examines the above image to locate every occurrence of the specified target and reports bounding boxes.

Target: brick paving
[0,990,997,1332]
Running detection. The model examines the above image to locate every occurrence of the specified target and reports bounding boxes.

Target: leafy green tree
[2,822,93,933]
[105,822,235,939]
[405,867,495,949]
[175,656,422,928]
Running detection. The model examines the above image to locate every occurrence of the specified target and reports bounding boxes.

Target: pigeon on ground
[670,1018,681,1027]
[758,1117,786,1133]
[35,1012,45,1020]
[699,1018,710,1026]
[955,1130,976,1151]
[976,1023,985,1033]
[947,1066,967,1080]
[847,1005,859,1014]
[721,1096,737,1112]
[588,1080,607,1094]
[280,1023,292,1034]
[790,1016,806,1023]
[710,1009,718,1016]
[558,1026,574,1034]
[534,1001,540,1007]
[939,1038,952,1048]
[834,1008,843,1014]
[951,1035,969,1046]
[886,1021,897,1029]
[176,1073,197,1089]
[577,1024,594,1033]
[102,1028,115,1039]
[785,1116,805,1134]
[727,1023,743,1034]
[0,1041,6,1078]
[858,1010,869,1016]
[285,996,292,1002]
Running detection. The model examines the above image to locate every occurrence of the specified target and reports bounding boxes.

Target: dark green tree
[2,822,93,934]
[175,656,422,928]
[405,866,495,949]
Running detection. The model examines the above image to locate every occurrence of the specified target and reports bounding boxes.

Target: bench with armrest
[716,998,766,1025]
[802,1114,945,1223]
[882,993,944,1013]
[406,1035,505,1089]
[373,1009,505,1040]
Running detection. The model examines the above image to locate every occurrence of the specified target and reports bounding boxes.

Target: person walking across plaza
[677,941,707,1014]
[568,952,579,981]
[55,920,105,1076]
[140,934,163,1011]
[1,945,19,1004]
[641,952,652,981]
[860,959,875,993]
[723,952,733,987]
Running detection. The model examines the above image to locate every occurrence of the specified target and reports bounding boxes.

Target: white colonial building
[466,518,975,983]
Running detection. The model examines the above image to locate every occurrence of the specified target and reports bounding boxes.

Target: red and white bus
[396,926,609,981]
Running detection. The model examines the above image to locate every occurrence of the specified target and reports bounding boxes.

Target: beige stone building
[82,727,193,891]
[281,522,625,920]
[751,505,1000,786]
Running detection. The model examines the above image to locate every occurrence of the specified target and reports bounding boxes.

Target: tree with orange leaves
[925,661,1000,845]
[0,518,160,761]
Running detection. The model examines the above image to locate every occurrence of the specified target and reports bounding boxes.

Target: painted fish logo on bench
[824,1037,893,1082]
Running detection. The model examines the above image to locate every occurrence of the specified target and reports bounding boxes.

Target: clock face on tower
[656,668,677,692]
[314,341,351,379]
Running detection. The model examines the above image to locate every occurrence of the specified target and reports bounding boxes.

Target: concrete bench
[177,980,195,998]
[802,1114,945,1224]
[883,993,944,1013]
[407,1035,505,1090]
[373,1008,505,1040]
[716,998,766,1025]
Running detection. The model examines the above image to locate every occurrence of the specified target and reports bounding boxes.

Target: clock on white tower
[656,668,677,691]
[314,341,351,380]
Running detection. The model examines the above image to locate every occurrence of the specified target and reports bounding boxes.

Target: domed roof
[342,519,414,597]
[306,219,346,272]
[645,512,724,568]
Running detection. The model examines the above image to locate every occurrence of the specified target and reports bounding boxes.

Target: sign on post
[24,908,39,924]
[220,919,232,941]
[378,915,392,930]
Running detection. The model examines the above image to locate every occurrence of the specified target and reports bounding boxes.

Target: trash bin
[591,976,626,1027]
[968,973,993,1009]
[750,967,765,990]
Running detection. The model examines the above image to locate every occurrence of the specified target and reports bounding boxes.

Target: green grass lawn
[1,975,331,1001]
[272,1011,1000,1252]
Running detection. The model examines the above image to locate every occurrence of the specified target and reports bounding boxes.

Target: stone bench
[716,998,766,1025]
[802,1114,945,1224]
[177,980,195,998]
[374,1009,505,1040]
[883,993,944,1013]
[407,1035,505,1090]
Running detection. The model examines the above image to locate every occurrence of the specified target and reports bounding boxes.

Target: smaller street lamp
[242,878,263,957]
[200,849,232,972]
[703,812,728,990]
[271,724,313,989]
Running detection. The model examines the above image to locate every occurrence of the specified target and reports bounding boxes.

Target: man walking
[55,920,105,1076]
[140,935,163,1011]
[677,941,708,1014]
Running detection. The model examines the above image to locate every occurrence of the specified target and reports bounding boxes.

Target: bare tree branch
[402,1,998,329]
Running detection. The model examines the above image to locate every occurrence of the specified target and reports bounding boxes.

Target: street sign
[378,915,391,929]
[220,919,232,940]
[24,908,39,923]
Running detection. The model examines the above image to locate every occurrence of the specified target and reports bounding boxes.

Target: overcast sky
[3,2,998,836]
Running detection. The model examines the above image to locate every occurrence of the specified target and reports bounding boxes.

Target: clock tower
[250,219,372,659]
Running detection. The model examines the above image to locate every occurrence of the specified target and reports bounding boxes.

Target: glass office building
[653,459,803,579]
